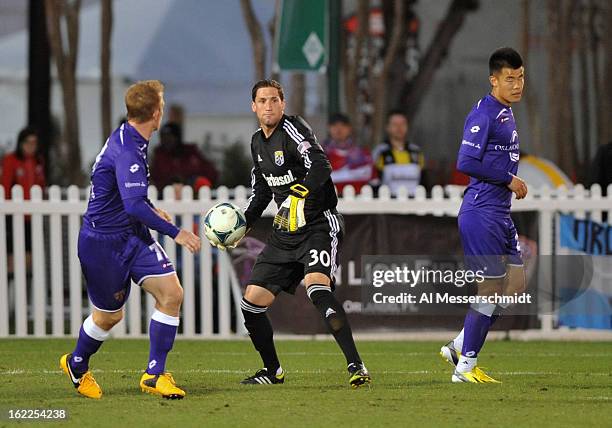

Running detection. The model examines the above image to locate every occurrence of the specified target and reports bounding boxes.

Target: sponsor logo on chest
[264,169,296,187]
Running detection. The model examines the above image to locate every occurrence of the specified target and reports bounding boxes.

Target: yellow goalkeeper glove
[273,184,309,232]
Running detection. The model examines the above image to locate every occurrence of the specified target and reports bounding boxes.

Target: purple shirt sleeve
[458,112,490,160]
[457,155,513,185]
[123,197,180,238]
[115,149,179,238]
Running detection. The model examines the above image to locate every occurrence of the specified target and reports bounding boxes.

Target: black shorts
[248,210,344,295]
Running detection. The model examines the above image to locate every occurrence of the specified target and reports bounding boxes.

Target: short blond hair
[125,80,164,123]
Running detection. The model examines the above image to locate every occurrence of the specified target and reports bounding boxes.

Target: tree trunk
[398,0,479,122]
[45,0,83,186]
[344,0,369,132]
[577,0,591,177]
[588,0,603,149]
[268,0,281,82]
[371,0,404,145]
[602,0,612,144]
[547,0,578,178]
[290,73,305,116]
[240,0,266,81]
[520,0,543,157]
[28,0,51,177]
[101,0,112,141]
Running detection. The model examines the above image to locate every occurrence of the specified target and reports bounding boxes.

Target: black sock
[307,284,362,366]
[240,298,280,373]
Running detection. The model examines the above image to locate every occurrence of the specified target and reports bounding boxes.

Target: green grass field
[0,339,610,427]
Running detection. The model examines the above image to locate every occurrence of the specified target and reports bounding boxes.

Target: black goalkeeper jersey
[244,114,337,228]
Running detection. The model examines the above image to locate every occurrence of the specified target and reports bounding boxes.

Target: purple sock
[71,316,108,375]
[461,308,492,358]
[147,311,179,375]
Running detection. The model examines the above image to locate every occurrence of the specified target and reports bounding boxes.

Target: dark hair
[15,127,39,160]
[328,112,351,125]
[489,47,523,75]
[386,109,407,123]
[251,79,284,101]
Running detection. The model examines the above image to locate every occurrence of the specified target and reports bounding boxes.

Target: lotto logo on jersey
[274,150,284,166]
[129,163,140,173]
[264,170,296,187]
[470,125,480,133]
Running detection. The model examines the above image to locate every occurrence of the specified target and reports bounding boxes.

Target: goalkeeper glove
[273,183,309,232]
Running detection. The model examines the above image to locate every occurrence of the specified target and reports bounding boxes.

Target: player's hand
[175,229,201,253]
[209,235,244,252]
[508,174,528,199]
[155,207,172,222]
[273,184,309,232]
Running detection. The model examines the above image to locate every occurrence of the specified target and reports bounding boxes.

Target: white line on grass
[2,368,611,376]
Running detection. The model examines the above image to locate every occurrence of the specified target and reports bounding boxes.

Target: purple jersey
[458,94,520,216]
[84,122,150,233]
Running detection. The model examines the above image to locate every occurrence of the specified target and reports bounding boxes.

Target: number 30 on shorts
[308,249,331,267]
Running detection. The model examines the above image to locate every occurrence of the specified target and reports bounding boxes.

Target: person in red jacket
[2,127,46,270]
[150,123,218,192]
[2,127,46,199]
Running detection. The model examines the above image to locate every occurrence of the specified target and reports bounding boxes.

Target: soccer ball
[203,202,247,248]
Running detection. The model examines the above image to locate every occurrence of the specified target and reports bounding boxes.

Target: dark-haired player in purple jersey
[440,48,528,383]
[59,80,201,399]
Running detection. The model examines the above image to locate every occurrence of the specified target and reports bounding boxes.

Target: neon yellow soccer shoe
[452,366,501,384]
[60,353,102,399]
[140,372,185,399]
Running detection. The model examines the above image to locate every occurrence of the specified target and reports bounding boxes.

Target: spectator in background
[374,110,427,196]
[2,127,46,272]
[150,122,218,192]
[322,113,373,194]
[2,127,46,199]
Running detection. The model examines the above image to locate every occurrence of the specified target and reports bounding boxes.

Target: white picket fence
[0,183,610,338]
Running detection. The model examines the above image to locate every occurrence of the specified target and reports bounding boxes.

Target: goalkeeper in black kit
[233,79,370,387]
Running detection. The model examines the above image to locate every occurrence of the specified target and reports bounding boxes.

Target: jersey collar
[261,115,286,142]
[123,122,149,152]
[486,93,512,110]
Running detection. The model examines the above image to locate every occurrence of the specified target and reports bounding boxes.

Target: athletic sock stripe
[306,285,331,299]
[240,299,268,313]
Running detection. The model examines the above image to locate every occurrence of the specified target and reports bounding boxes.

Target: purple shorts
[78,225,174,312]
[458,211,523,278]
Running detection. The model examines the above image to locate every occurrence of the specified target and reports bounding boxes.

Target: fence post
[31,185,46,336]
[537,186,554,333]
[180,185,195,337]
[49,186,64,336]
[0,187,8,336]
[67,186,82,336]
[199,186,214,336]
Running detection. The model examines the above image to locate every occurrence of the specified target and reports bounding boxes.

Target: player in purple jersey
[440,48,528,383]
[59,80,201,399]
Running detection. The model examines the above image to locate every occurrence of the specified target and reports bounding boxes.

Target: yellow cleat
[452,366,501,384]
[60,353,102,399]
[140,372,185,399]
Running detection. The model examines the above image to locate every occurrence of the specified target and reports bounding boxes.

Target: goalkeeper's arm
[244,146,273,229]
